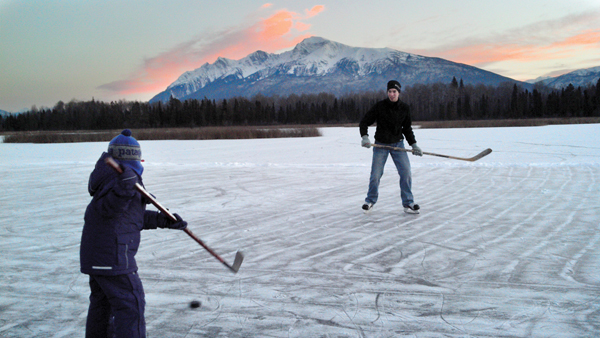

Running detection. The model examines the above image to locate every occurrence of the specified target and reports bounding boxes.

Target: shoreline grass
[2,126,322,144]
[413,117,600,129]
[2,117,598,143]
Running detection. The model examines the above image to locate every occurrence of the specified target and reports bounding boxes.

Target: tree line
[2,77,599,132]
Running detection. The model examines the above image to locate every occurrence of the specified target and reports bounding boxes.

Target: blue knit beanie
[108,129,143,176]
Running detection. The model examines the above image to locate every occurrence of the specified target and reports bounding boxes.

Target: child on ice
[80,129,187,338]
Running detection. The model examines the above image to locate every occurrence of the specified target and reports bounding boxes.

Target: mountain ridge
[150,37,531,103]
[540,66,600,89]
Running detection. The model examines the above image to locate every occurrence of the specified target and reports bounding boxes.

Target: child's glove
[115,165,137,195]
[169,213,188,230]
[157,212,188,230]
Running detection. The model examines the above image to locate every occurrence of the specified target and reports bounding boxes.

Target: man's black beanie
[387,80,401,92]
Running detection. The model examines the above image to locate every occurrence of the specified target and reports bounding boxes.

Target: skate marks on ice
[145,164,600,337]
[2,164,600,337]
[2,125,600,337]
[341,165,600,336]
[0,162,92,338]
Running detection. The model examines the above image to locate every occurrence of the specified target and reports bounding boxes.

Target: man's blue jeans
[365,140,414,207]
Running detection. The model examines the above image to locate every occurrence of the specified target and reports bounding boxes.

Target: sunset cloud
[416,10,600,68]
[434,30,600,67]
[552,30,600,48]
[100,5,325,97]
[295,21,311,32]
[306,5,325,18]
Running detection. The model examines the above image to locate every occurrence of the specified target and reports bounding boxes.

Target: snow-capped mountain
[0,109,11,117]
[540,66,600,89]
[150,36,526,103]
[525,76,554,84]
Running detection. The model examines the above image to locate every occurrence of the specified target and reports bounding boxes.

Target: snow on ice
[0,124,599,337]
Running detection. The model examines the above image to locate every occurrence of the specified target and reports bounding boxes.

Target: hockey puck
[190,300,201,309]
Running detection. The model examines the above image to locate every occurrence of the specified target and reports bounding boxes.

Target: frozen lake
[1,124,599,337]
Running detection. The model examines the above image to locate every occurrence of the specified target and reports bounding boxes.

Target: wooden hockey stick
[371,144,492,162]
[105,157,244,273]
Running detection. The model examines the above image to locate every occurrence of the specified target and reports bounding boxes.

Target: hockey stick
[105,157,244,273]
[371,144,492,162]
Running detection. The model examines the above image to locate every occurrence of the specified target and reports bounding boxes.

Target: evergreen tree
[451,77,459,88]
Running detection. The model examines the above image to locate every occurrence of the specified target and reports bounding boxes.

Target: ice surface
[0,124,599,337]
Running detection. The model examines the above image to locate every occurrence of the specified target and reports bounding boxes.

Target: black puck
[190,300,201,308]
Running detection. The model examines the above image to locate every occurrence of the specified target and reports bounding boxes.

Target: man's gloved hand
[361,135,371,148]
[410,143,423,156]
[169,213,188,230]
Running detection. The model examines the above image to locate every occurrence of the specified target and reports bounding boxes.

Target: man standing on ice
[80,129,188,338]
[359,80,423,214]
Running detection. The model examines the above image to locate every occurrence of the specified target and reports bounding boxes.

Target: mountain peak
[296,36,330,47]
[292,36,340,56]
[542,65,600,88]
[247,50,270,63]
[571,65,600,76]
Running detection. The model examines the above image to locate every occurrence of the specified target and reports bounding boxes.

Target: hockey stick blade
[230,251,244,273]
[421,148,492,162]
[467,148,493,162]
[183,228,244,273]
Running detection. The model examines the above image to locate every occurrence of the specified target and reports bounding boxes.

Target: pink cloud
[306,5,325,18]
[295,21,311,32]
[435,29,600,67]
[100,5,325,97]
[413,10,600,67]
[551,30,600,48]
[433,43,545,66]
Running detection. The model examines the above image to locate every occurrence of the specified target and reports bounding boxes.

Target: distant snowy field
[1,125,599,337]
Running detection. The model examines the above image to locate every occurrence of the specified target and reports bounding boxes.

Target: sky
[1,0,600,112]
